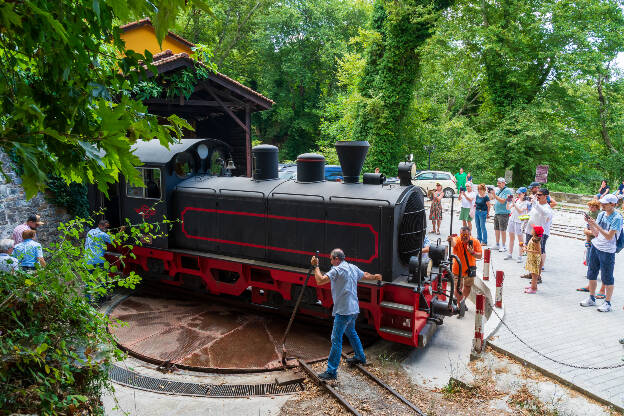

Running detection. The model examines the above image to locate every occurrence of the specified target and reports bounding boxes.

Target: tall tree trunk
[597,73,618,154]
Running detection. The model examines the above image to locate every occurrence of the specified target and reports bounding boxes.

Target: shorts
[455,276,475,289]
[506,220,523,235]
[587,245,615,285]
[459,207,473,221]
[493,214,509,231]
[526,233,549,254]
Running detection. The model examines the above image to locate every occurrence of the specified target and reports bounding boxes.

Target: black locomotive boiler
[105,139,461,348]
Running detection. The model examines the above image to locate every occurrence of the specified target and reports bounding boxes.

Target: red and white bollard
[471,292,485,359]
[482,249,491,281]
[495,270,504,308]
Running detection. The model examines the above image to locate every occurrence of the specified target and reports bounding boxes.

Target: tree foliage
[0,214,171,414]
[0,0,212,198]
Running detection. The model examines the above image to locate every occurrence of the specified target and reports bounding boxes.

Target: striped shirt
[12,224,31,245]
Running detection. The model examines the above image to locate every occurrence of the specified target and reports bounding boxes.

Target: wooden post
[245,104,251,177]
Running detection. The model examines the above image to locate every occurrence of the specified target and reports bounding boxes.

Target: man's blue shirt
[13,239,43,267]
[85,228,113,265]
[326,261,364,316]
[494,187,513,214]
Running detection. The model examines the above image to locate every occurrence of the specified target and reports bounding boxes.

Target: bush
[0,213,170,414]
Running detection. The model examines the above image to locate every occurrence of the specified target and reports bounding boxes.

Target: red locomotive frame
[117,245,443,348]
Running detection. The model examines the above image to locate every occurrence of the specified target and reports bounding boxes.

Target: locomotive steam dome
[296,153,326,183]
[252,144,279,181]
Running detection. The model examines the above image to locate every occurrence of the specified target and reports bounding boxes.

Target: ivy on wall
[45,177,90,218]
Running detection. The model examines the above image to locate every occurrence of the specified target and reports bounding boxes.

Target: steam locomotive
[99,139,461,348]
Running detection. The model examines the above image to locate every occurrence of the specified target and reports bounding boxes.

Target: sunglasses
[537,194,544,196]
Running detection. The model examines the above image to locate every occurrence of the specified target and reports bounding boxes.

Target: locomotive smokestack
[335,141,370,184]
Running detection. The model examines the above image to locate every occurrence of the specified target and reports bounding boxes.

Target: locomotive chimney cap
[296,153,325,183]
[253,144,278,152]
[252,144,279,180]
[335,141,369,184]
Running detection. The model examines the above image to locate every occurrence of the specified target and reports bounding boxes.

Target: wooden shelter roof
[147,50,274,111]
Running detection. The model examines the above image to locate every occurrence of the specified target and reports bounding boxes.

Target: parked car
[278,163,297,181]
[412,170,456,198]
[324,165,343,182]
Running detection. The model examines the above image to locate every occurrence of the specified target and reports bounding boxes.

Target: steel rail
[299,357,426,416]
[298,360,362,416]
[349,360,426,415]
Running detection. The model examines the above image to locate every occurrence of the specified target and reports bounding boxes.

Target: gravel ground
[278,343,618,416]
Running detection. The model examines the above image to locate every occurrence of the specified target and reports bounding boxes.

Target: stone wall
[0,151,71,245]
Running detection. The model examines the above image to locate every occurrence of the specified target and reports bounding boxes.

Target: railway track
[299,356,425,416]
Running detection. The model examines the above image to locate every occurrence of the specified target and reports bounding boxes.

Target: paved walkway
[427,198,624,411]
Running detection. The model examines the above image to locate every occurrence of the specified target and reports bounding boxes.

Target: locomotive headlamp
[428,244,447,267]
[398,162,416,186]
[197,144,209,159]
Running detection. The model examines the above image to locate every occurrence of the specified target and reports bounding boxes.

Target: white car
[412,170,456,198]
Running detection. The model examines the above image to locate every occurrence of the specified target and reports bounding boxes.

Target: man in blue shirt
[85,219,114,267]
[311,249,382,380]
[13,229,45,269]
[489,177,513,252]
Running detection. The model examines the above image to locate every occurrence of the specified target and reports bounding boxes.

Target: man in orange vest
[447,226,483,317]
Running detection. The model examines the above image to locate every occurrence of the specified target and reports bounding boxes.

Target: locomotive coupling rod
[280,250,320,365]
[298,360,362,416]
[341,353,427,416]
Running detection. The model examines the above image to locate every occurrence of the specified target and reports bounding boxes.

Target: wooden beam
[245,103,251,177]
[145,98,240,107]
[206,87,248,132]
[199,81,247,106]
[207,73,272,110]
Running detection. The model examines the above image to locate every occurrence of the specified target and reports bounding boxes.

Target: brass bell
[225,159,236,170]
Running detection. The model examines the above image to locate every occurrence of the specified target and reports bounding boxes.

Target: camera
[468,240,473,247]
[467,266,477,278]
[524,195,531,201]
[507,194,513,202]
[584,212,590,221]
[460,186,466,192]
[487,186,494,193]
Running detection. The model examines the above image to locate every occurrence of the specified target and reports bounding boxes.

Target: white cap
[497,177,506,183]
[599,194,618,204]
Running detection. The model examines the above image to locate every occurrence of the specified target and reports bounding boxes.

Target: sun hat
[532,225,544,236]
[599,194,618,205]
[516,187,527,194]
[497,177,506,183]
[529,182,540,188]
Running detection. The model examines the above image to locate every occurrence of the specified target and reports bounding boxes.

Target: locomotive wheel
[443,187,454,198]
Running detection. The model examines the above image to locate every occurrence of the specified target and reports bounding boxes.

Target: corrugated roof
[120,18,196,48]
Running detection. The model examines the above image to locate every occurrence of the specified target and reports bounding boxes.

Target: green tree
[351,0,453,175]
[0,0,211,198]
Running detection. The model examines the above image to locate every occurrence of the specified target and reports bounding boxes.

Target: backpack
[597,211,624,254]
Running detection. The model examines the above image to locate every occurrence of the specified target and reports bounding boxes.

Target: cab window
[126,168,162,199]
[173,152,195,179]
[435,173,451,180]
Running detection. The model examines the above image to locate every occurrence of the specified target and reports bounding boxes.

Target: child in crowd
[523,225,543,294]
[576,200,605,297]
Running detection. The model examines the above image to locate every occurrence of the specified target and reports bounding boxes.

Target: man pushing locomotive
[310,249,382,380]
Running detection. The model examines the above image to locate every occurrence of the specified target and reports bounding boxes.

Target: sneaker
[346,357,366,366]
[580,297,596,307]
[516,256,523,263]
[493,244,500,251]
[500,246,507,252]
[597,303,612,312]
[520,273,532,279]
[317,371,337,380]
[504,254,513,260]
